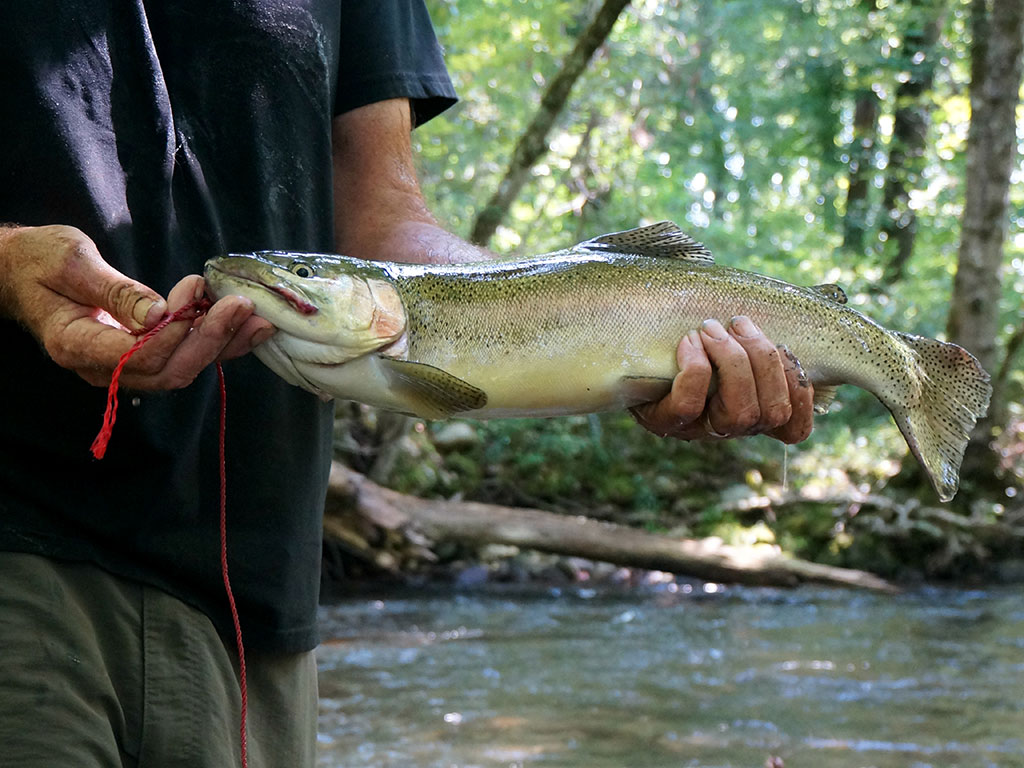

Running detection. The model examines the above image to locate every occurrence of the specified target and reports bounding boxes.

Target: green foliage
[390,413,732,526]
[420,0,1020,326]
[384,0,1024,573]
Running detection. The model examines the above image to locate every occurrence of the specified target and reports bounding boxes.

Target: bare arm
[332,98,488,265]
[329,98,813,442]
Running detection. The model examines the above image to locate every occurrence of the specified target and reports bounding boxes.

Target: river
[315,583,1024,767]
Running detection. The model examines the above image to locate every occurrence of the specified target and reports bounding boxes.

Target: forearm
[353,219,492,265]
[331,99,491,266]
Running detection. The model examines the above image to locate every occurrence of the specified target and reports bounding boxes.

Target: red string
[90,298,211,460]
[216,361,249,768]
[89,298,248,768]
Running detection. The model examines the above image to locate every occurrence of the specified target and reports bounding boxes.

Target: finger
[727,316,792,431]
[767,349,815,444]
[52,314,148,381]
[630,331,712,438]
[115,276,206,377]
[217,315,276,361]
[700,318,760,435]
[47,227,167,332]
[671,330,714,422]
[117,296,255,390]
[190,276,276,359]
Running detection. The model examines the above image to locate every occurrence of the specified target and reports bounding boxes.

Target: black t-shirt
[0,1,455,652]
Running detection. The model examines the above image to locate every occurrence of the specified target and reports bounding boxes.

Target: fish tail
[887,333,992,502]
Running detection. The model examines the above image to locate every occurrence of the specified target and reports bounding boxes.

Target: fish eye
[290,261,315,278]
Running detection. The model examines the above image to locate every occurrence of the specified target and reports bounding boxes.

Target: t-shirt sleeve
[335,0,457,126]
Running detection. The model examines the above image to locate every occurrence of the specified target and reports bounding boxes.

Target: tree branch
[469,0,632,246]
[325,462,899,593]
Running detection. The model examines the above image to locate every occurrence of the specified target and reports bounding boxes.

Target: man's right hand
[0,225,275,390]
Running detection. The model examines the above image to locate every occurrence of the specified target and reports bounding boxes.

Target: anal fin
[812,384,840,414]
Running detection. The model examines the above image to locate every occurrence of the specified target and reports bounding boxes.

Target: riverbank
[322,460,1024,599]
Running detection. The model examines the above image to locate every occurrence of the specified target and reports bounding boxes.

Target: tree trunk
[325,462,899,593]
[990,321,1024,434]
[948,0,1024,481]
[469,0,631,247]
[881,0,947,280]
[842,88,880,253]
[806,59,845,231]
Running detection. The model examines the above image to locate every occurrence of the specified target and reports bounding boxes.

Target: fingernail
[700,319,728,340]
[251,327,275,346]
[729,315,757,337]
[133,297,166,328]
[193,279,206,301]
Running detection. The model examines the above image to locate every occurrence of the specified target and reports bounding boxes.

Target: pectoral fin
[378,359,488,420]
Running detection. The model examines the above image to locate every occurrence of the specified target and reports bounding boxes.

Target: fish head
[204,251,406,365]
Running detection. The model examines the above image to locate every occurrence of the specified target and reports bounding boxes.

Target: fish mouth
[205,260,318,316]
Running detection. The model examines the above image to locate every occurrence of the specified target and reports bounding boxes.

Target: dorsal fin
[580,221,715,264]
[809,283,848,304]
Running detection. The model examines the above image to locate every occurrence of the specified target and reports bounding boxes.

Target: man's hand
[0,225,275,389]
[631,316,814,444]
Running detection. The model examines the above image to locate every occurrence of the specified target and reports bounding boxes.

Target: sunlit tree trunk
[469,0,631,247]
[881,0,947,280]
[688,0,727,220]
[842,0,881,253]
[843,88,880,253]
[948,0,1024,481]
[806,60,845,231]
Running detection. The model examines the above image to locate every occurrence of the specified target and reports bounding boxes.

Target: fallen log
[325,461,898,593]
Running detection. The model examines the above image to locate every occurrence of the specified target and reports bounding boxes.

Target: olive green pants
[0,553,317,768]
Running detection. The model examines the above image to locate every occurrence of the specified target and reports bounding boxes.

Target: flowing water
[316,583,1024,767]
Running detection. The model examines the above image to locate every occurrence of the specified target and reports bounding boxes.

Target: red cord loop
[90,298,212,459]
[90,297,248,768]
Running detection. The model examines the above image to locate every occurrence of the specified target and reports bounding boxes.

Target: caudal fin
[888,333,991,502]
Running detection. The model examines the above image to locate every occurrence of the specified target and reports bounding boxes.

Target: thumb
[44,227,167,332]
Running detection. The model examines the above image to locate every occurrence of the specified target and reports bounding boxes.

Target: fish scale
[205,221,991,501]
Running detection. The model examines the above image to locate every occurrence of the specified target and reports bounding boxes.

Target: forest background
[330,0,1024,583]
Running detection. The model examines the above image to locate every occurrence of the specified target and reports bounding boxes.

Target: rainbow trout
[205,222,991,501]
